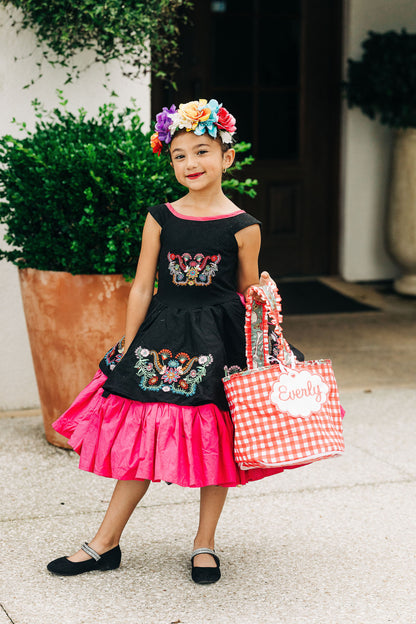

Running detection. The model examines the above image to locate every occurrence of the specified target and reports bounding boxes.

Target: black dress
[100,202,259,410]
[53,202,292,486]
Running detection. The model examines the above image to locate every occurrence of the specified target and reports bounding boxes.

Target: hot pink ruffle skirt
[53,370,286,487]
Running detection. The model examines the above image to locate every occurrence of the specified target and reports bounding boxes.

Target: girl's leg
[68,479,150,562]
[193,485,228,567]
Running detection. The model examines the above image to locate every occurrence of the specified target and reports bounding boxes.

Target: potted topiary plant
[0,95,257,446]
[344,29,416,295]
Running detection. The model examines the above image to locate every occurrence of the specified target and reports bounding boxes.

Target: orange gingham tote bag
[223,277,345,469]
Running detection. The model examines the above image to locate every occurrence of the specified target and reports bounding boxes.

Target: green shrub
[344,30,416,128]
[0,96,257,280]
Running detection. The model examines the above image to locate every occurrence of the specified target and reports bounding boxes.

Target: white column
[340,0,416,281]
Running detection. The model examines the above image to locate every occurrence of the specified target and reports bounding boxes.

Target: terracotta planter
[19,269,131,447]
[387,128,416,296]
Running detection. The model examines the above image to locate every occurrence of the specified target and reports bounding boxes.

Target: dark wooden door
[152,0,342,276]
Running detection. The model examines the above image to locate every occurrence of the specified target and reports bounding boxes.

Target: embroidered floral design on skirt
[134,347,213,396]
[104,337,125,370]
[167,252,221,286]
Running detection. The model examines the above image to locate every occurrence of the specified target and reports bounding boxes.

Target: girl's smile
[186,172,204,180]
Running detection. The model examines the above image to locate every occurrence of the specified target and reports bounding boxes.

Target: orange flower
[179,99,211,129]
[150,132,163,156]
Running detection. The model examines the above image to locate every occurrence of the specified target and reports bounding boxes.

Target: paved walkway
[1,281,415,624]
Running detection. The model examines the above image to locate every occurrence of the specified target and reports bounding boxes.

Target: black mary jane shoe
[191,548,221,585]
[47,542,121,576]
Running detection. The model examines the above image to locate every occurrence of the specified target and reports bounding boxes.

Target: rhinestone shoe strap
[191,548,217,559]
[81,542,101,561]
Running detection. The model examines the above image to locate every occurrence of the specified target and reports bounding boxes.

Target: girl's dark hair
[167,128,235,155]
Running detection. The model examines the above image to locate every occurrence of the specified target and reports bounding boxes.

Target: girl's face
[169,131,235,192]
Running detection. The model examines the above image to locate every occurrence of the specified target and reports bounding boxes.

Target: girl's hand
[251,271,272,303]
[249,271,271,303]
[259,271,270,287]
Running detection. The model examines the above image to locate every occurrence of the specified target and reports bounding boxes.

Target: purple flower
[155,105,176,144]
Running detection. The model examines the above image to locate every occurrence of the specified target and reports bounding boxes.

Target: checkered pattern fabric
[223,278,344,469]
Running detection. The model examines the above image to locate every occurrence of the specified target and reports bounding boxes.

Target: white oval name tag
[270,369,329,418]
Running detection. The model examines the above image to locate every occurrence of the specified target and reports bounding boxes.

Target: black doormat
[276,280,379,315]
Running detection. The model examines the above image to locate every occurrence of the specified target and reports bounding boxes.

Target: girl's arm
[235,224,270,297]
[123,214,161,354]
[235,224,261,296]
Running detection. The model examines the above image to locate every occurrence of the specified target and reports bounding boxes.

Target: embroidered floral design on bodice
[167,252,221,286]
[134,347,213,397]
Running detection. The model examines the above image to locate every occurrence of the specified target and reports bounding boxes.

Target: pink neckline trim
[166,202,244,221]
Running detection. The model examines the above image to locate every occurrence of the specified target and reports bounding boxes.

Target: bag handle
[245,277,292,369]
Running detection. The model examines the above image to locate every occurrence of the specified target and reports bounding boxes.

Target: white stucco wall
[340,0,416,281]
[0,6,150,410]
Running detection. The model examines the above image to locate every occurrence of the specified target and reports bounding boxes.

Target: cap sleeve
[229,212,261,235]
[147,203,168,227]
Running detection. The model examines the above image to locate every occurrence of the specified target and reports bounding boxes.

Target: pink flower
[216,107,236,134]
[162,368,181,384]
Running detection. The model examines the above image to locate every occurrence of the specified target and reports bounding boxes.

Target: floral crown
[150,98,237,156]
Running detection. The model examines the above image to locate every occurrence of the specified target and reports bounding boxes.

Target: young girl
[47,98,302,584]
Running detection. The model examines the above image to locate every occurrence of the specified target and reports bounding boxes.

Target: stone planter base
[393,274,416,296]
[387,128,416,296]
[19,269,131,447]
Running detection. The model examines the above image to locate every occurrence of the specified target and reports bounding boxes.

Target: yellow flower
[178,99,211,129]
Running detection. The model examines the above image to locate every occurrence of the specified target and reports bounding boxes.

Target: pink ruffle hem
[53,370,285,488]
